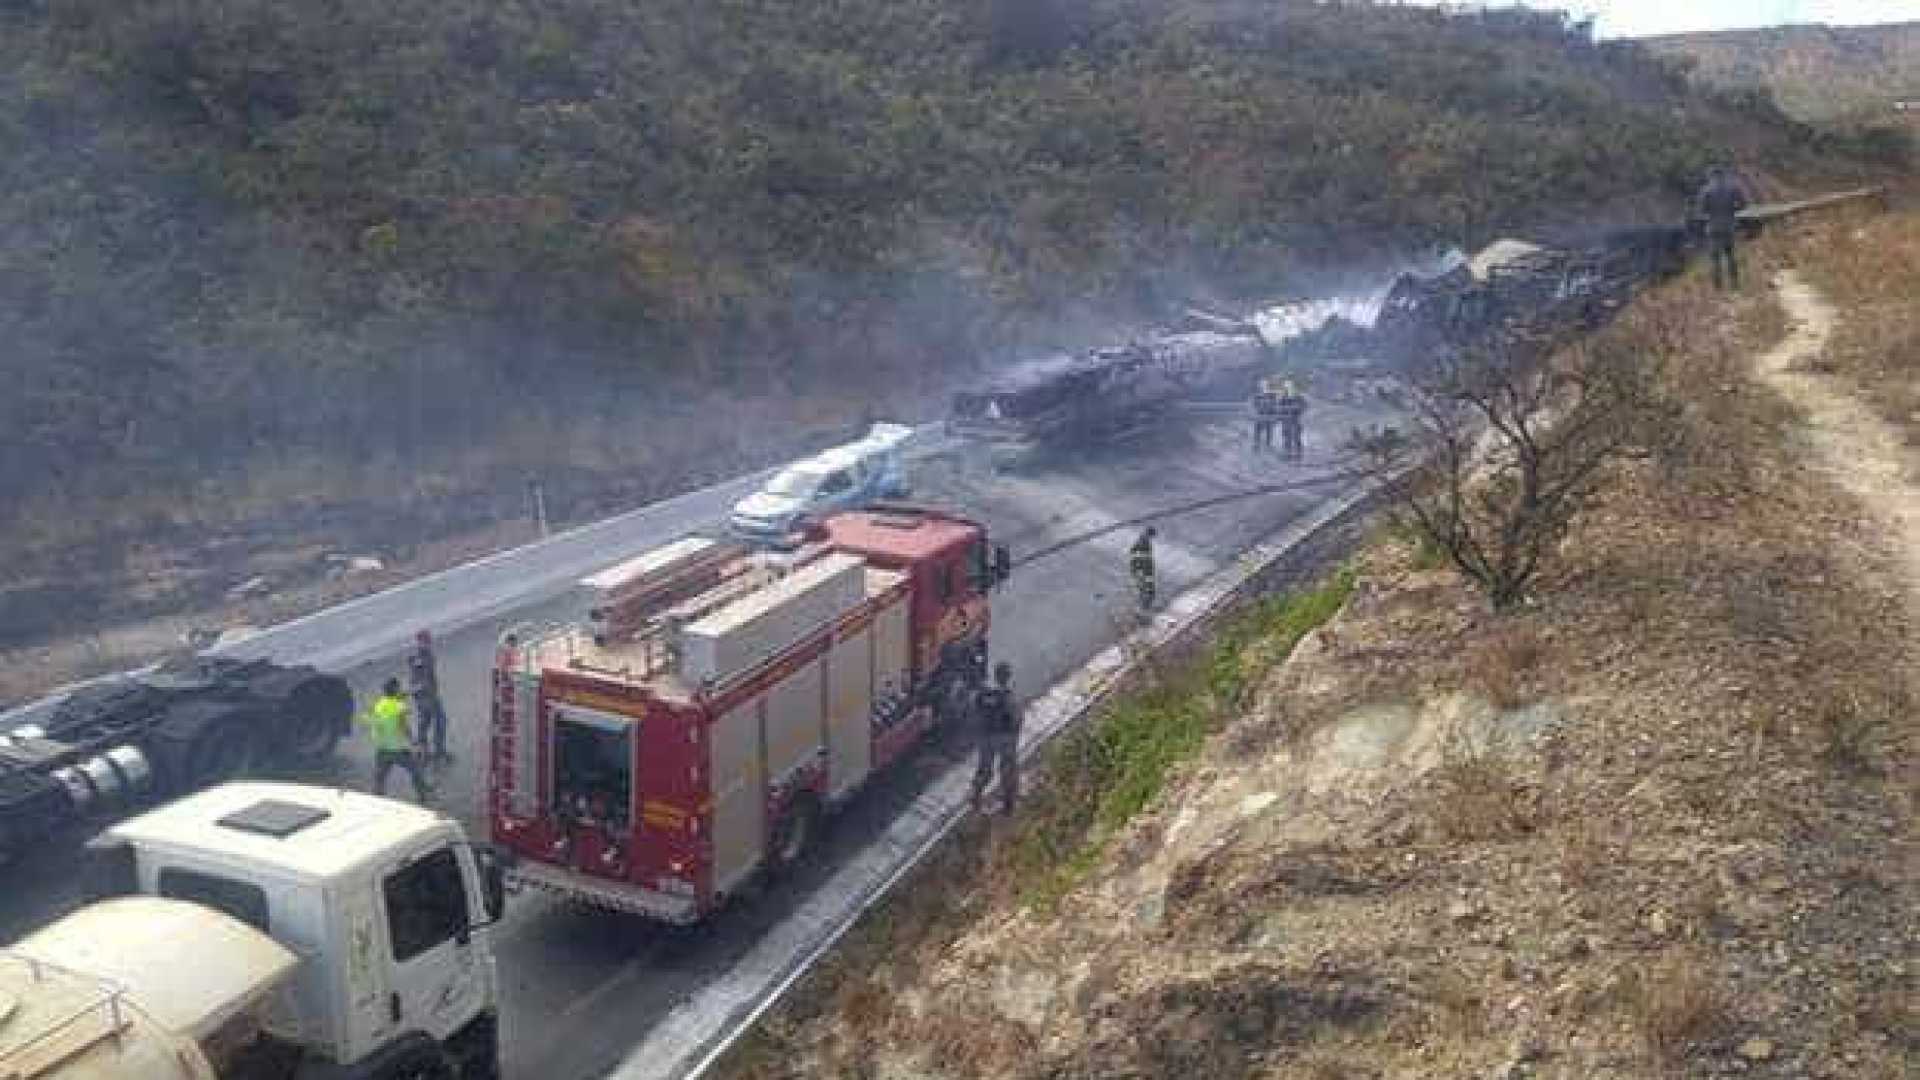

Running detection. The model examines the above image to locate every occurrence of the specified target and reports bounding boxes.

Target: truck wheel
[280,706,342,765]
[767,794,820,876]
[446,1013,500,1080]
[380,1045,457,1080]
[279,675,353,766]
[184,718,255,787]
[153,703,255,795]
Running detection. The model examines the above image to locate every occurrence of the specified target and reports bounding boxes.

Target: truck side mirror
[992,545,1012,588]
[473,845,509,924]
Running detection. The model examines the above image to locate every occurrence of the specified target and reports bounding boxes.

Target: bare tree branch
[1350,332,1660,612]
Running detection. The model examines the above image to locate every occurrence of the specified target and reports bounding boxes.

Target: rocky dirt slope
[727,215,1917,1079]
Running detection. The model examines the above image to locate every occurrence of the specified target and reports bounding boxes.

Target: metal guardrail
[1740,185,1887,226]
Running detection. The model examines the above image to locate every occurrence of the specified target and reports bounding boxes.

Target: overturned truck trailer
[949,329,1270,466]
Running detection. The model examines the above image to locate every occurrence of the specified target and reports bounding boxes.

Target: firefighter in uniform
[969,661,1022,814]
[360,677,433,803]
[1130,527,1158,613]
[1251,378,1280,452]
[1695,166,1750,290]
[1276,380,1308,461]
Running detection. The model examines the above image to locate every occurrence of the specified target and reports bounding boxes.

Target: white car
[729,424,915,540]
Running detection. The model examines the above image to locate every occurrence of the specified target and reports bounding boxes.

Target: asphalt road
[0,383,1400,1080]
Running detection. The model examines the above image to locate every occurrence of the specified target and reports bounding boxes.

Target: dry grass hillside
[722,211,1918,1078]
[1647,22,1920,122]
[1790,202,1920,437]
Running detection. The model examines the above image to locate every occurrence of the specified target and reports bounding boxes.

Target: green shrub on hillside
[0,0,1850,536]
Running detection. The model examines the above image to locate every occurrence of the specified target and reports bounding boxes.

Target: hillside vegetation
[0,0,1866,648]
[1647,22,1920,123]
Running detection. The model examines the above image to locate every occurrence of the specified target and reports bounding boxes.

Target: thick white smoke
[1250,245,1467,346]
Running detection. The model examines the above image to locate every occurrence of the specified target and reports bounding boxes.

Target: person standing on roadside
[408,629,451,765]
[361,677,433,803]
[1276,379,1308,461]
[1251,378,1280,452]
[1695,166,1750,290]
[1129,527,1158,614]
[969,662,1021,814]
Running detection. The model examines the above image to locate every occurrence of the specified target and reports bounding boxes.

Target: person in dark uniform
[1275,380,1308,461]
[1129,527,1157,613]
[969,662,1022,814]
[1251,378,1280,452]
[407,629,451,764]
[1695,166,1750,290]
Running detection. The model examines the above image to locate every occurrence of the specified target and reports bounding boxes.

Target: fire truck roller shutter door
[873,595,911,707]
[763,661,824,797]
[825,621,875,800]
[709,699,765,898]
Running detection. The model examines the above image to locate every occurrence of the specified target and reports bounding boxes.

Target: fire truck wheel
[768,794,821,875]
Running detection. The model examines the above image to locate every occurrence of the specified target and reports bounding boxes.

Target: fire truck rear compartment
[551,705,633,831]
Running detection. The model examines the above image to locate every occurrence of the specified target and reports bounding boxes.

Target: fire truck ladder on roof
[489,642,519,821]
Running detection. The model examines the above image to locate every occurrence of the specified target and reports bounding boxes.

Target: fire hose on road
[1008,456,1377,569]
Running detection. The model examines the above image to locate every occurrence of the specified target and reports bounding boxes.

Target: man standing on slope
[361,677,433,803]
[969,662,1021,815]
[1696,166,1750,290]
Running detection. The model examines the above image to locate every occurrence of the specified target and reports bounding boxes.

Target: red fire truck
[488,506,1008,923]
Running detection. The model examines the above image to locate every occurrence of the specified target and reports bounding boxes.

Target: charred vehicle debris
[945,220,1706,465]
[947,329,1271,466]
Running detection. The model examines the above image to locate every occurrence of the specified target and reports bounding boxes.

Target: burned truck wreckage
[947,223,1696,463]
[0,654,353,861]
[948,328,1270,465]
[1364,226,1693,362]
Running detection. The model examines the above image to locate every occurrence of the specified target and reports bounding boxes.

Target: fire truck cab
[489,506,1006,923]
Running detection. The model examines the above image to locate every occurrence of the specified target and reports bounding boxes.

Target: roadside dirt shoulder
[1754,268,1920,602]
[728,241,1916,1080]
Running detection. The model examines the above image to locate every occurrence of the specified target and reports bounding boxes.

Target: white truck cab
[79,782,505,1080]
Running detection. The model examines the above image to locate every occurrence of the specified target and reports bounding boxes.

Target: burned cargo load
[949,329,1269,465]
[1365,225,1696,365]
[0,653,352,861]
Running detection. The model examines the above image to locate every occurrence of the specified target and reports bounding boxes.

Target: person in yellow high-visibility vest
[359,677,432,803]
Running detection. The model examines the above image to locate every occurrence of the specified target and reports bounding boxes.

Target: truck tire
[277,675,353,765]
[378,1045,457,1080]
[446,1013,500,1080]
[766,794,820,877]
[184,716,255,787]
[152,703,257,794]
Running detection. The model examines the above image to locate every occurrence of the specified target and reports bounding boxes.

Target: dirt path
[1754,269,1920,604]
